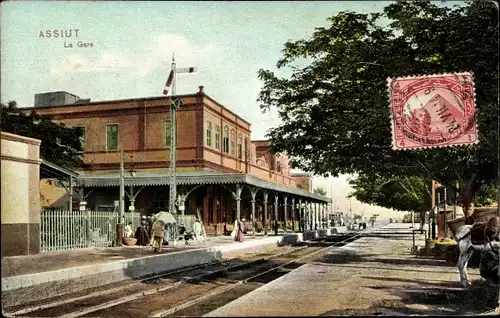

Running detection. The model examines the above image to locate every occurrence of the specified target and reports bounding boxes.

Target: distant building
[34,91,91,107]
[23,86,330,235]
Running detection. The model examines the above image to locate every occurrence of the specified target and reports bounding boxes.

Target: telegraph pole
[168,54,177,219]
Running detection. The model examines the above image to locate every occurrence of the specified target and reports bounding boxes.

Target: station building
[23,88,331,236]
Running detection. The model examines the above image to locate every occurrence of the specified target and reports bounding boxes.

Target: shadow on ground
[312,232,498,316]
[311,249,452,268]
[318,275,498,316]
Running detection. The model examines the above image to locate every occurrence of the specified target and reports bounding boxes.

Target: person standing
[135,219,150,246]
[241,218,247,234]
[231,219,238,239]
[235,218,244,242]
[193,219,204,242]
[151,220,165,253]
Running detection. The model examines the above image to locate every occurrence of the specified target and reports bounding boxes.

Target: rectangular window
[215,125,220,150]
[206,121,212,147]
[224,137,229,153]
[105,124,119,151]
[74,126,86,151]
[165,120,172,148]
[223,127,229,154]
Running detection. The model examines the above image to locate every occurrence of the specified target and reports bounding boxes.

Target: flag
[162,70,174,95]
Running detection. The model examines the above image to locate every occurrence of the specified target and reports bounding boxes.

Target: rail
[151,231,369,317]
[7,229,371,318]
[6,246,308,317]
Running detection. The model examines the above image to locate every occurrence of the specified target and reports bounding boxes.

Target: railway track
[5,231,367,318]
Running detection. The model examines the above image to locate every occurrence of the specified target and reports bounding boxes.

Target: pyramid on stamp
[423,93,463,135]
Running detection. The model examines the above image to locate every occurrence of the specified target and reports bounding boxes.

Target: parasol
[153,211,177,224]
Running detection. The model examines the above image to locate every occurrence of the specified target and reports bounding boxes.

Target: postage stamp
[387,72,477,150]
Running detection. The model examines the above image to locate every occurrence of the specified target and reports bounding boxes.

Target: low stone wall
[425,241,481,267]
[474,207,498,223]
[303,230,318,241]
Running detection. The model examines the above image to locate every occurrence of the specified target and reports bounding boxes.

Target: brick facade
[22,88,313,233]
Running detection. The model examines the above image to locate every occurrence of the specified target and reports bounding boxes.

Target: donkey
[454,216,499,287]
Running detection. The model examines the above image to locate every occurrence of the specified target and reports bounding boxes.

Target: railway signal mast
[163,53,198,226]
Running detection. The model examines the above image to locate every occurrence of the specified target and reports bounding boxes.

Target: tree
[348,173,431,214]
[257,0,498,218]
[349,171,497,215]
[1,101,83,169]
[348,173,431,224]
[313,187,327,196]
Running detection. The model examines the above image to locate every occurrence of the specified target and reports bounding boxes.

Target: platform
[1,234,285,308]
[1,234,282,279]
[205,223,495,317]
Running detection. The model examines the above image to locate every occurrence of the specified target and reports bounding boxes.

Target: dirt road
[206,223,499,316]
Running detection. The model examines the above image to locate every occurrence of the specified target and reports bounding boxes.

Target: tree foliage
[348,171,497,214]
[473,184,498,207]
[258,0,498,216]
[313,187,328,196]
[1,101,83,169]
[348,173,432,213]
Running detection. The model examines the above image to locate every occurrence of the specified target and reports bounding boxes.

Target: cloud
[48,34,224,78]
[49,52,134,75]
[143,34,224,76]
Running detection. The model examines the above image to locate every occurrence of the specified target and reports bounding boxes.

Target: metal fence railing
[40,210,141,252]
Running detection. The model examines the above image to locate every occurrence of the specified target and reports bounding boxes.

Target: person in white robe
[193,219,204,242]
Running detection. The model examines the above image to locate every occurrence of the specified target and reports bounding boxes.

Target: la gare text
[64,41,94,48]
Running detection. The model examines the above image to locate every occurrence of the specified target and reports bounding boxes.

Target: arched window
[244,137,249,161]
[230,129,236,156]
[223,126,229,153]
[238,134,243,159]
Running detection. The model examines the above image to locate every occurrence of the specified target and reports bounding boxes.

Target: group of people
[123,216,205,253]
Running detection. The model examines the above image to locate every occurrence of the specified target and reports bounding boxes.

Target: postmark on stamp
[387,72,477,150]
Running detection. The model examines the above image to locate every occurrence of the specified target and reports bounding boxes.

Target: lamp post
[117,149,125,246]
[128,156,136,213]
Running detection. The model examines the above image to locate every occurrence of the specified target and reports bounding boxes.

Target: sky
[2,0,461,219]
